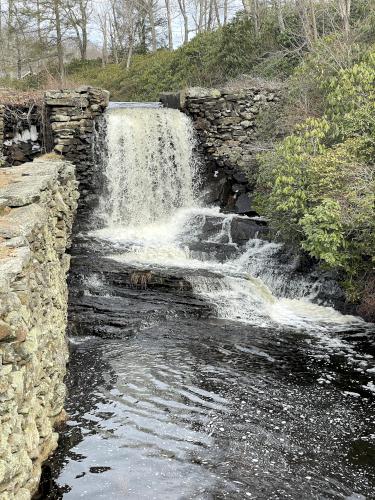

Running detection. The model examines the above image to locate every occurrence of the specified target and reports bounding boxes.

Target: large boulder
[230,217,269,244]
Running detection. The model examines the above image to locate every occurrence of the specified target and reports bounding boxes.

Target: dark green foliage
[254,46,375,303]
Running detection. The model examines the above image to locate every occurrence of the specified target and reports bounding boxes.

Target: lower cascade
[45,104,375,499]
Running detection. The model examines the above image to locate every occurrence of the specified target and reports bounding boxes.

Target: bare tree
[64,0,92,61]
[97,5,109,66]
[298,0,318,48]
[177,0,189,43]
[337,0,350,37]
[274,0,285,32]
[52,0,64,82]
[165,0,173,50]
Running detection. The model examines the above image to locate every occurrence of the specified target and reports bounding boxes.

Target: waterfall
[91,104,366,332]
[98,106,198,227]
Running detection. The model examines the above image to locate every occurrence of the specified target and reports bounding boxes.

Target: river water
[41,105,375,499]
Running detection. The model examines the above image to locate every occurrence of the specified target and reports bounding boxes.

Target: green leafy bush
[255,48,375,301]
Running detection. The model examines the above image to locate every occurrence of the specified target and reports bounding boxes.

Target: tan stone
[0,322,13,341]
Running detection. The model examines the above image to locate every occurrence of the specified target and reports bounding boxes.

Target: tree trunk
[101,14,108,67]
[253,0,260,35]
[298,0,313,48]
[36,0,43,44]
[183,13,189,42]
[242,0,251,16]
[223,0,228,25]
[213,0,221,27]
[149,6,157,52]
[79,0,88,60]
[338,0,351,37]
[275,0,285,32]
[165,0,173,50]
[309,0,318,43]
[126,32,134,69]
[7,0,13,51]
[197,0,204,33]
[53,0,64,83]
[207,0,214,30]
[177,0,189,43]
[109,21,119,63]
[16,35,22,79]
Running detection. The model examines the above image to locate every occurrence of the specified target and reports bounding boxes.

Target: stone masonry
[161,84,283,214]
[0,158,79,499]
[46,87,109,224]
[0,106,4,167]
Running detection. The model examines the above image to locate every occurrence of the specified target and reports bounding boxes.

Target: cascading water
[92,105,364,332]
[99,106,197,227]
[48,104,375,500]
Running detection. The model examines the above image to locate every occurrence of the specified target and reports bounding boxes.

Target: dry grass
[0,87,44,107]
[38,152,62,161]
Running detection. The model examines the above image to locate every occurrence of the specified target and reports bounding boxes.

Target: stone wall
[46,87,109,223]
[162,84,283,214]
[0,106,4,166]
[0,158,78,499]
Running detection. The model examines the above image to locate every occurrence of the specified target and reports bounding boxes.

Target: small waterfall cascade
[98,105,198,227]
[91,103,366,332]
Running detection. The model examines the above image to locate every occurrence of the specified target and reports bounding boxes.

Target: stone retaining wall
[46,87,109,223]
[0,158,79,499]
[161,85,283,214]
[184,86,282,213]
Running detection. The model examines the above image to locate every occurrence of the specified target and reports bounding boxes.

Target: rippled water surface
[46,316,375,499]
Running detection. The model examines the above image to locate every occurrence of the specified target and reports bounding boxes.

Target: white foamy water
[91,106,366,333]
[99,107,198,227]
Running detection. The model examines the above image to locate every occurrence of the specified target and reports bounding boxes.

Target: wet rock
[235,193,255,215]
[231,217,269,244]
[160,92,181,109]
[232,183,246,194]
[233,170,248,184]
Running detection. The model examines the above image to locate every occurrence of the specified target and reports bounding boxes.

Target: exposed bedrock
[0,159,78,499]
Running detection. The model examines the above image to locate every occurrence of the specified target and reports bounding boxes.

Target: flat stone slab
[0,204,46,239]
[0,159,71,207]
[0,246,30,289]
[0,158,75,288]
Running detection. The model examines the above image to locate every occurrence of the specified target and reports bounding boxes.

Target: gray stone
[235,193,253,214]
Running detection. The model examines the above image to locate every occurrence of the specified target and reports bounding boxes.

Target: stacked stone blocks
[0,159,79,499]
[183,86,282,213]
[46,87,109,219]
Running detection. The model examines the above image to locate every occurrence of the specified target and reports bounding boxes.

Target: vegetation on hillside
[255,39,374,317]
[4,0,373,102]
